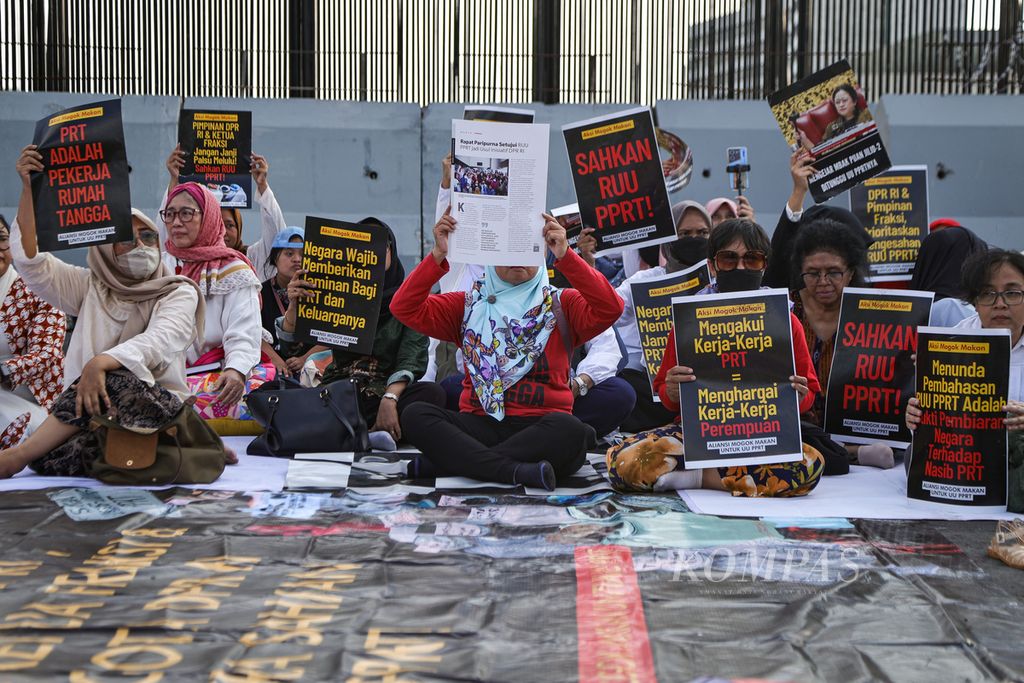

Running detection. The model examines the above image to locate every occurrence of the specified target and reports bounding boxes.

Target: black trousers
[617,368,677,433]
[361,380,447,427]
[401,403,588,484]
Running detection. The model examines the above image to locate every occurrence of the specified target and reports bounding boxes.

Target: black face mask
[716,268,764,293]
[668,236,709,268]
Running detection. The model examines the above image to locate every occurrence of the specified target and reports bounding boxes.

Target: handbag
[244,377,370,458]
[88,397,228,485]
[1008,431,1024,513]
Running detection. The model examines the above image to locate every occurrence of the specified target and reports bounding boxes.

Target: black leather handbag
[244,378,370,457]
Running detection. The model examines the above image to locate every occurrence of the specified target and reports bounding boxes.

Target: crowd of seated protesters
[2,132,1020,501]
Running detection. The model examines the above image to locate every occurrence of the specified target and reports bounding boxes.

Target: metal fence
[3,0,1022,103]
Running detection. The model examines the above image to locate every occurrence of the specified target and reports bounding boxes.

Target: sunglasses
[714,249,766,271]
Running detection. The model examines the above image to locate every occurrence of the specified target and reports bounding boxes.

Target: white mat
[680,464,1023,521]
[0,437,288,492]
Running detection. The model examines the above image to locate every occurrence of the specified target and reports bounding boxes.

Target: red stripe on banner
[575,545,657,683]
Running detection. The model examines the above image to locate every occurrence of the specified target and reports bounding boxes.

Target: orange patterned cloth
[0,276,66,410]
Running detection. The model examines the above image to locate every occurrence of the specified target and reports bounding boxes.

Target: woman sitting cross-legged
[392,209,624,490]
[0,145,221,478]
[606,218,825,497]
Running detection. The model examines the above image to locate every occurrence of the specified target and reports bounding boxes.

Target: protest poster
[295,217,388,355]
[30,98,133,251]
[463,105,535,124]
[551,202,583,249]
[850,165,929,282]
[178,109,253,209]
[630,262,711,400]
[907,327,1010,509]
[448,118,549,267]
[563,107,675,256]
[768,59,891,203]
[823,287,933,447]
[673,289,803,469]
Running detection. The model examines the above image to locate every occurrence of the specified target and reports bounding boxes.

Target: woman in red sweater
[392,209,624,491]
[606,219,825,497]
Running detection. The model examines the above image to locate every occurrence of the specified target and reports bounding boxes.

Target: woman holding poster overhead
[161,183,263,414]
[606,219,825,496]
[393,210,624,491]
[0,146,213,478]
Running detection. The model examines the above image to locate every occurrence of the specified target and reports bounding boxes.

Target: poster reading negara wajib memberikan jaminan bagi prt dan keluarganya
[31,98,133,252]
[673,288,803,469]
[907,327,1010,509]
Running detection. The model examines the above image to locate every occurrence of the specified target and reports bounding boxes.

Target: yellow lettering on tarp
[0,636,63,671]
[0,561,42,577]
[346,627,450,681]
[212,654,314,682]
[2,601,103,629]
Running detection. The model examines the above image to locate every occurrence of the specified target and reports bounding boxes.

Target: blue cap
[271,226,305,249]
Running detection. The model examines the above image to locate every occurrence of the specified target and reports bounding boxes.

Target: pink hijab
[163,183,258,289]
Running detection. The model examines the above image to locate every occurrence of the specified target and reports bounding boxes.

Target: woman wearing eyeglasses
[907,249,1024,433]
[606,219,825,497]
[160,183,263,412]
[0,146,215,479]
[0,213,66,452]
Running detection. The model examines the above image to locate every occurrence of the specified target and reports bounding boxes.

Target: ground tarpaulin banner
[768,59,891,203]
[850,165,929,282]
[908,327,1010,509]
[178,109,253,208]
[296,217,388,354]
[673,289,803,469]
[630,262,711,399]
[563,107,675,256]
[30,98,133,252]
[824,287,933,447]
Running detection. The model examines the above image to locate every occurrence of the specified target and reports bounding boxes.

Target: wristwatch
[382,392,400,403]
[572,376,589,397]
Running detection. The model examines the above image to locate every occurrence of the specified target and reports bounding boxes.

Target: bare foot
[224,446,238,465]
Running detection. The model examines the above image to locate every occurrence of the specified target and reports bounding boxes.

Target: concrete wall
[2,92,1023,272]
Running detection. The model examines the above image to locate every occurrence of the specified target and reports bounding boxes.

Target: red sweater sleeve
[654,314,822,415]
[390,255,468,343]
[554,248,624,346]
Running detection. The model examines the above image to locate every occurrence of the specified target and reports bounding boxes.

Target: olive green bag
[88,398,228,485]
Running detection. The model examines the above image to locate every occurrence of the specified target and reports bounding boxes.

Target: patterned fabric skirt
[606,423,824,497]
[30,370,182,478]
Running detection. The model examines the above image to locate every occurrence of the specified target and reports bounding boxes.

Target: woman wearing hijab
[391,209,624,491]
[276,217,444,450]
[910,226,988,327]
[161,182,263,411]
[0,146,211,478]
[0,213,66,449]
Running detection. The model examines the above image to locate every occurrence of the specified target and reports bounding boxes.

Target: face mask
[667,236,709,269]
[116,245,160,280]
[716,268,763,293]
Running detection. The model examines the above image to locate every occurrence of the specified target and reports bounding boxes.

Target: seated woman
[0,213,66,448]
[277,218,445,450]
[258,226,328,378]
[1,145,215,478]
[908,249,1024,430]
[392,209,624,490]
[606,219,824,496]
[910,225,988,327]
[161,183,264,419]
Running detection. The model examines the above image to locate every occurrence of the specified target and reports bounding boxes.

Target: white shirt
[954,314,1024,402]
[576,325,622,385]
[930,298,976,328]
[612,266,670,372]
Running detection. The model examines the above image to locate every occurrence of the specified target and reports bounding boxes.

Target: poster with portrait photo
[30,98,133,252]
[850,165,929,282]
[768,60,891,203]
[563,107,676,257]
[673,288,803,469]
[178,109,253,209]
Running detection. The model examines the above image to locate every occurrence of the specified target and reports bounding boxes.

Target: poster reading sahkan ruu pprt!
[907,327,1011,509]
[295,217,388,355]
[673,288,803,469]
[30,98,133,252]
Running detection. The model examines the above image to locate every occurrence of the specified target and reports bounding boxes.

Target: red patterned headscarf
[163,183,257,289]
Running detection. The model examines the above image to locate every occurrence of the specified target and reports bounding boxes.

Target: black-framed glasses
[976,290,1024,306]
[714,249,766,271]
[801,269,849,285]
[117,229,160,248]
[159,208,201,223]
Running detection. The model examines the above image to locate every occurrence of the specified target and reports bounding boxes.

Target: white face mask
[115,245,161,279]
